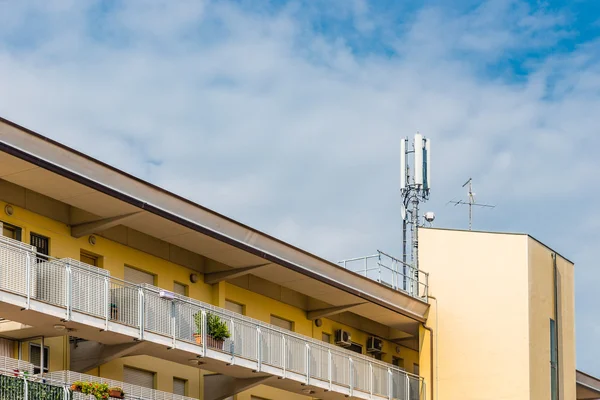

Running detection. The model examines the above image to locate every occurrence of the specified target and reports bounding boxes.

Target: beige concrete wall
[527,238,576,400]
[419,228,531,400]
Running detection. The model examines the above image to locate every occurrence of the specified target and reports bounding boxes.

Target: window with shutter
[173,378,186,396]
[30,233,49,261]
[29,343,49,374]
[173,282,187,296]
[322,333,331,343]
[80,251,99,267]
[124,266,155,285]
[1,222,21,241]
[270,315,293,331]
[123,366,154,389]
[225,300,244,315]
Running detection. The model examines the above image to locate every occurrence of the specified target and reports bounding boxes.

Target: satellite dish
[401,204,407,221]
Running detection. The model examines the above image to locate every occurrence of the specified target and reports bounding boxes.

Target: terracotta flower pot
[193,334,225,350]
[109,389,124,398]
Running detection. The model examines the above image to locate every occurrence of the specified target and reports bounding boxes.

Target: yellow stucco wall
[420,228,531,400]
[0,199,417,399]
[527,238,576,400]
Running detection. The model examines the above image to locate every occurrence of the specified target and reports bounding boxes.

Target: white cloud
[0,0,599,374]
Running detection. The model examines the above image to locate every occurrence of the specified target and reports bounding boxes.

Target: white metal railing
[0,361,196,400]
[0,366,68,399]
[0,236,425,400]
[338,250,429,301]
[47,371,197,400]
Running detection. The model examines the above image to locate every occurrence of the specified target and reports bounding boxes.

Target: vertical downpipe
[552,253,560,399]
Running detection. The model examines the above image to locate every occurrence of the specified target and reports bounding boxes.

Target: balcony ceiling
[0,121,429,335]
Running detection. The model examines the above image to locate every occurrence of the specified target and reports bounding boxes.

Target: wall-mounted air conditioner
[335,329,352,347]
[366,336,384,353]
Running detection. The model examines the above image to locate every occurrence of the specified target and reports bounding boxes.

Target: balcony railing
[0,357,196,400]
[338,251,428,301]
[0,236,424,400]
[0,367,67,400]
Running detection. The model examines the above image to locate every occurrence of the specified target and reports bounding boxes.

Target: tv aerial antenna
[447,178,495,230]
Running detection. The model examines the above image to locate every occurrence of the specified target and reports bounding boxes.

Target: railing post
[137,287,144,340]
[282,334,286,377]
[305,343,310,386]
[25,252,31,309]
[104,276,110,331]
[349,357,354,398]
[171,301,177,349]
[23,373,28,400]
[405,373,410,400]
[388,368,393,400]
[328,349,332,391]
[201,310,207,355]
[256,326,262,372]
[230,318,235,365]
[369,362,373,399]
[65,262,72,321]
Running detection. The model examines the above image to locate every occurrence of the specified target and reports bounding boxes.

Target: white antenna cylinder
[400,138,407,190]
[414,133,423,186]
[424,138,431,190]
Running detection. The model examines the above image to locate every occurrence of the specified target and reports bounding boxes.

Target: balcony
[338,251,428,301]
[0,236,424,400]
[0,357,197,400]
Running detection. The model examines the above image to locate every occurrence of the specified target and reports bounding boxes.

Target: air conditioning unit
[367,336,383,353]
[335,329,352,347]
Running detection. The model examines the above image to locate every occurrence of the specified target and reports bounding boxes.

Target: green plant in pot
[193,312,231,349]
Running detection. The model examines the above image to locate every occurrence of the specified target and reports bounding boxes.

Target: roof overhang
[0,117,429,331]
[578,370,600,400]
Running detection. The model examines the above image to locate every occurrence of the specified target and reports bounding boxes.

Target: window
[392,357,405,370]
[373,352,383,360]
[270,315,293,331]
[173,378,186,396]
[30,233,49,261]
[30,343,49,374]
[413,363,420,375]
[226,300,244,315]
[550,319,558,400]
[124,366,154,389]
[1,222,21,241]
[322,333,331,343]
[348,342,362,354]
[80,251,99,267]
[124,266,155,285]
[174,282,187,296]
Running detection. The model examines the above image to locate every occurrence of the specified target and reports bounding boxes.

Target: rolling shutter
[173,378,186,396]
[124,266,155,285]
[270,315,293,331]
[173,282,187,296]
[124,366,154,389]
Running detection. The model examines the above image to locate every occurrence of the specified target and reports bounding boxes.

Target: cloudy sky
[1,0,599,375]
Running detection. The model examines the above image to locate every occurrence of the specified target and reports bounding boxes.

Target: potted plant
[71,381,109,400]
[108,386,125,399]
[193,312,231,349]
[70,381,83,392]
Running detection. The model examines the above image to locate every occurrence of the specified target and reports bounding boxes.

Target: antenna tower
[448,178,495,230]
[400,133,431,273]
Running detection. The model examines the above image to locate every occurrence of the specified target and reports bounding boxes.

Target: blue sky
[1,0,600,377]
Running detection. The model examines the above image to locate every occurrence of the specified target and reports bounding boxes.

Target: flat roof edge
[0,118,428,322]
[421,227,574,265]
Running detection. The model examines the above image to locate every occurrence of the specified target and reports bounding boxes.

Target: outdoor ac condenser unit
[366,336,384,353]
[335,329,352,347]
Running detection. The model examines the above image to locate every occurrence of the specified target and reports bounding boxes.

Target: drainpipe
[552,253,560,399]
[422,295,438,400]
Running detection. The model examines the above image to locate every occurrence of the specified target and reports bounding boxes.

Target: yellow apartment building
[0,116,584,399]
